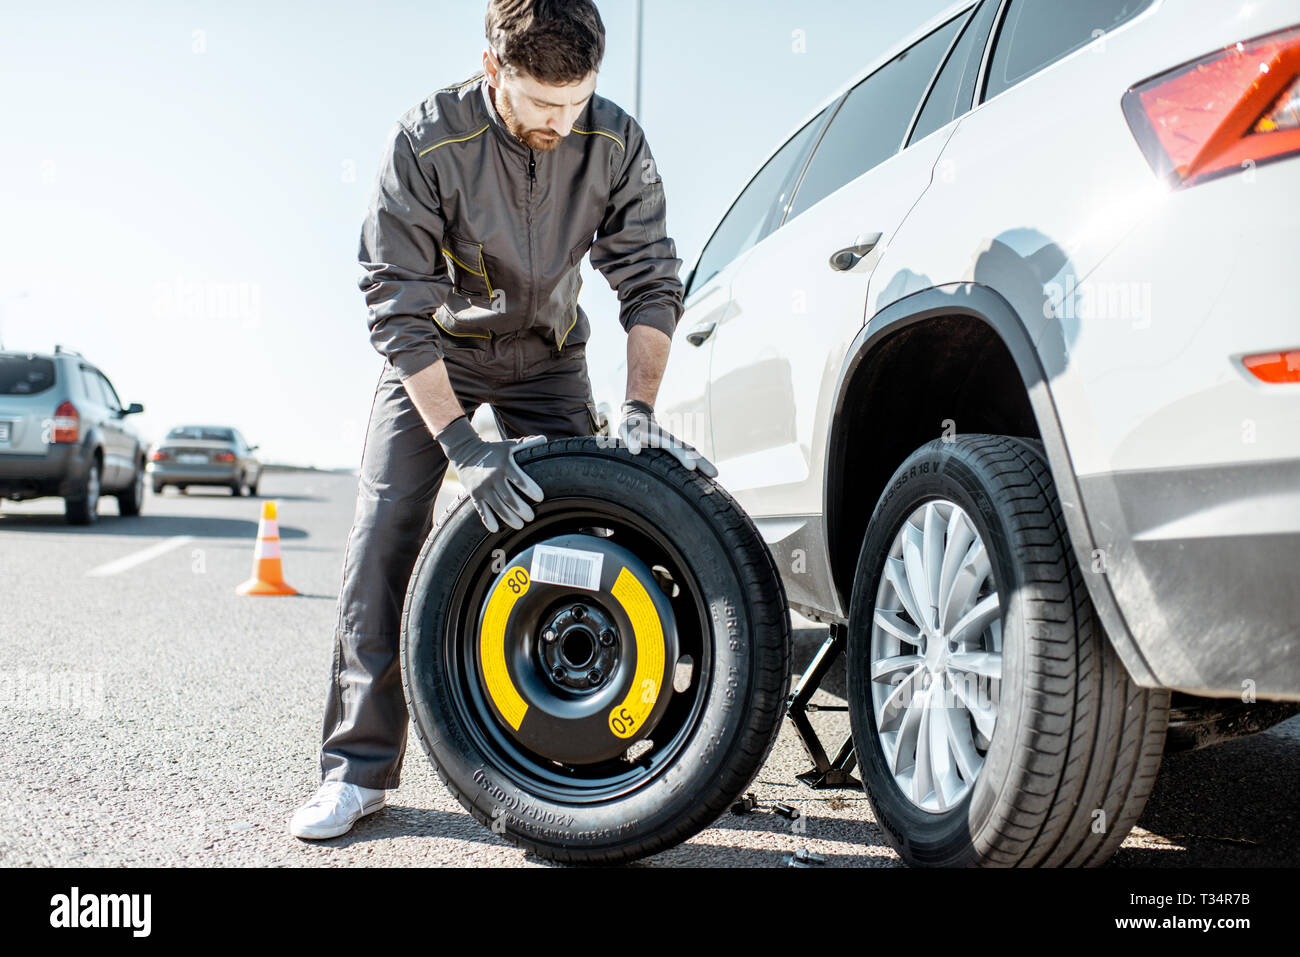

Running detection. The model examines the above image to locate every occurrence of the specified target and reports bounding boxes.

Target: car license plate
[177,453,208,464]
[0,421,9,443]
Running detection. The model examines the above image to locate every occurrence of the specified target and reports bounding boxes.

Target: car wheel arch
[823,282,1159,687]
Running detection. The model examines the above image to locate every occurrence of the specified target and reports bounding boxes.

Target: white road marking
[86,535,195,577]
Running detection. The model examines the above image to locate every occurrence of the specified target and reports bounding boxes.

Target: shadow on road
[157,490,330,503]
[328,804,895,867]
[0,513,311,540]
[1113,716,1300,867]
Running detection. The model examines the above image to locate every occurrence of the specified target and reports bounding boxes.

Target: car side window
[786,12,967,223]
[97,373,122,412]
[688,109,829,295]
[983,0,1156,101]
[908,0,1000,145]
[80,367,102,406]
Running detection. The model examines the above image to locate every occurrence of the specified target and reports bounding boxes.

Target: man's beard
[493,86,562,153]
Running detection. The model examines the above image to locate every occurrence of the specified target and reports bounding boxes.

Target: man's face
[484,49,597,153]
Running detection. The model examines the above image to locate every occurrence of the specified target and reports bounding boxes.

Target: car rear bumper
[1080,458,1300,701]
[0,444,90,499]
[146,463,241,485]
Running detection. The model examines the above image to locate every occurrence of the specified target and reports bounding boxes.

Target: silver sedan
[147,425,262,496]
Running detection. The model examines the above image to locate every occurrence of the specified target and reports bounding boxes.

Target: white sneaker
[289,781,386,840]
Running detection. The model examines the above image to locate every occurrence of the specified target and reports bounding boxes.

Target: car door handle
[828,233,883,272]
[686,321,717,347]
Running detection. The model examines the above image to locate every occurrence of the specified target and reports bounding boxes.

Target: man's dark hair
[485,0,606,85]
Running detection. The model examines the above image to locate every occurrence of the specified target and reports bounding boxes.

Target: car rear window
[0,355,57,395]
[984,0,1157,101]
[167,427,235,442]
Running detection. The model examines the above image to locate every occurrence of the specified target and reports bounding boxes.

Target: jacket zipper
[525,147,537,371]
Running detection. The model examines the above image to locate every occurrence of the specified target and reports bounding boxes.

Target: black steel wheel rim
[439,496,715,804]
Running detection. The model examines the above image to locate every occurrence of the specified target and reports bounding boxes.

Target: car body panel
[665,0,1300,698]
[704,129,960,615]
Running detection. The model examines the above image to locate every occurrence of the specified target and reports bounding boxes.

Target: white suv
[660,0,1300,866]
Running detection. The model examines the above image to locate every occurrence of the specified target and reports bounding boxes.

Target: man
[290,0,716,840]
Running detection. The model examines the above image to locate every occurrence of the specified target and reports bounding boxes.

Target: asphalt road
[1,469,1296,867]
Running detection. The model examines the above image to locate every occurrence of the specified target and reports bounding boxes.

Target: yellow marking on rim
[608,567,664,739]
[571,126,625,151]
[479,566,531,730]
[419,125,490,157]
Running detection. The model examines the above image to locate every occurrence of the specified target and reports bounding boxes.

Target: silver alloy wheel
[869,499,1002,813]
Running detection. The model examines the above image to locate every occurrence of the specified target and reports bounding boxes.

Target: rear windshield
[167,427,235,442]
[0,355,57,395]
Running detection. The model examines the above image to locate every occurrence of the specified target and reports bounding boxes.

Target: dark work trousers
[319,331,602,788]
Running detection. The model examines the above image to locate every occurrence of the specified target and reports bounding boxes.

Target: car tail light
[52,401,78,443]
[1242,349,1300,384]
[150,449,170,461]
[215,451,236,462]
[1123,24,1300,188]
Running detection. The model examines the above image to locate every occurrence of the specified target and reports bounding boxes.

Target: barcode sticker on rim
[530,545,604,592]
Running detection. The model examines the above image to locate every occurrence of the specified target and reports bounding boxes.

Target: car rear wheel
[65,458,101,526]
[846,435,1170,867]
[117,460,145,516]
[401,438,792,864]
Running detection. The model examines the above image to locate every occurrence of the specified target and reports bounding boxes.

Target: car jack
[786,623,861,790]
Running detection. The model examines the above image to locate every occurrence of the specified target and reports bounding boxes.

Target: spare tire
[401,437,791,864]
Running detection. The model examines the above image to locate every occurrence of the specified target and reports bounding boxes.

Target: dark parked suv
[0,346,148,524]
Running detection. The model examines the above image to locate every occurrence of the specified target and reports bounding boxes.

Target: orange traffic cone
[236,500,299,596]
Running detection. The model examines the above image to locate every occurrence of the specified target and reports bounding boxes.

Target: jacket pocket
[568,237,591,267]
[441,234,493,303]
[433,296,504,341]
[555,275,583,350]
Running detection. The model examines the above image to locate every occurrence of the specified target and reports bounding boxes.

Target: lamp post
[633,0,644,121]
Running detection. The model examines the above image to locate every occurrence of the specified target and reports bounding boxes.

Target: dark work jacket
[358,72,685,380]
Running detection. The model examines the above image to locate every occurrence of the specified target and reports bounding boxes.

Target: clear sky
[0,0,951,469]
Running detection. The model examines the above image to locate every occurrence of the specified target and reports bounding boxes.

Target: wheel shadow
[319,801,895,867]
[1110,716,1300,867]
